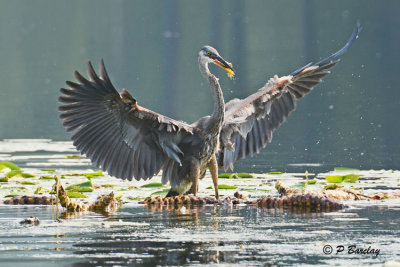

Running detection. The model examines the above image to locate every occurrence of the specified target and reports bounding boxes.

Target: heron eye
[207,52,211,56]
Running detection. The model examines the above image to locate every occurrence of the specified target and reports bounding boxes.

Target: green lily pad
[6,170,23,178]
[127,196,142,200]
[66,180,93,192]
[261,182,273,186]
[67,191,87,198]
[84,172,104,178]
[20,181,36,185]
[218,173,235,178]
[40,175,55,180]
[303,179,317,185]
[4,194,20,198]
[267,172,284,175]
[325,175,344,183]
[150,189,170,196]
[241,188,270,192]
[343,174,362,183]
[0,161,20,171]
[324,184,343,190]
[42,169,55,171]
[218,184,238,189]
[66,155,81,159]
[0,177,9,182]
[141,182,164,188]
[34,186,46,194]
[237,173,253,178]
[67,186,94,192]
[21,173,35,178]
[334,167,360,172]
[102,184,115,188]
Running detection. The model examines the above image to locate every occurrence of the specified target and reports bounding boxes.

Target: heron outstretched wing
[59,60,194,181]
[219,23,361,170]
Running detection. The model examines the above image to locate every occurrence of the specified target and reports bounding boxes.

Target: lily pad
[20,181,36,185]
[241,188,270,192]
[0,161,20,171]
[102,184,115,188]
[267,172,284,175]
[0,177,8,182]
[334,167,360,172]
[326,174,362,183]
[150,189,170,196]
[304,179,317,185]
[6,170,23,178]
[218,173,235,179]
[343,174,362,183]
[42,169,55,171]
[67,191,87,198]
[84,172,104,178]
[21,173,35,178]
[67,186,94,192]
[40,175,55,180]
[218,184,238,189]
[324,184,343,190]
[325,175,344,183]
[141,182,164,188]
[34,186,46,194]
[237,173,253,178]
[66,155,81,159]
[4,194,20,198]
[66,180,93,192]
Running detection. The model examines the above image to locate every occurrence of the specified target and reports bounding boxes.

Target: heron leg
[208,154,219,199]
[190,158,200,196]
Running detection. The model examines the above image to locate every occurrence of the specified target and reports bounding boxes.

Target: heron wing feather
[59,60,194,182]
[219,23,361,170]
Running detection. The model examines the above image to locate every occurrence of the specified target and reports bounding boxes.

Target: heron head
[199,46,235,79]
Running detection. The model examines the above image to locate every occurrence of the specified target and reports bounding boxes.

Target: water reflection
[0,203,399,266]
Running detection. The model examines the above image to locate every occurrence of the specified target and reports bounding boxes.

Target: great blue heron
[59,23,360,199]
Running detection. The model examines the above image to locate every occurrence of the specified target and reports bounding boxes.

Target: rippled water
[0,139,400,266]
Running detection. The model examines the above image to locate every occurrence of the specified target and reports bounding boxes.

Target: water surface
[0,139,399,266]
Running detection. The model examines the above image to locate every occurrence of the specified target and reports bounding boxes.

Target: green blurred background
[0,0,399,172]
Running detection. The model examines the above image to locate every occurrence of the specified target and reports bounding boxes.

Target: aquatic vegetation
[334,167,360,172]
[141,182,164,188]
[6,170,23,178]
[217,184,238,189]
[40,175,55,180]
[66,180,93,192]
[325,174,362,183]
[5,194,20,197]
[67,191,87,198]
[267,171,284,174]
[0,161,20,171]
[218,173,235,178]
[84,172,104,178]
[34,186,46,194]
[237,173,253,178]
[151,189,170,196]
[66,155,81,159]
[41,169,55,171]
[302,179,317,185]
[20,181,36,185]
[102,184,115,188]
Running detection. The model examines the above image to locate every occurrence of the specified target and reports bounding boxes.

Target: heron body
[59,24,360,199]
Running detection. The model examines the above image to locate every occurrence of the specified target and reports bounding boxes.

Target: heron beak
[213,56,235,79]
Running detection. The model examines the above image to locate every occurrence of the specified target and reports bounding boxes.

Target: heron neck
[199,59,225,134]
